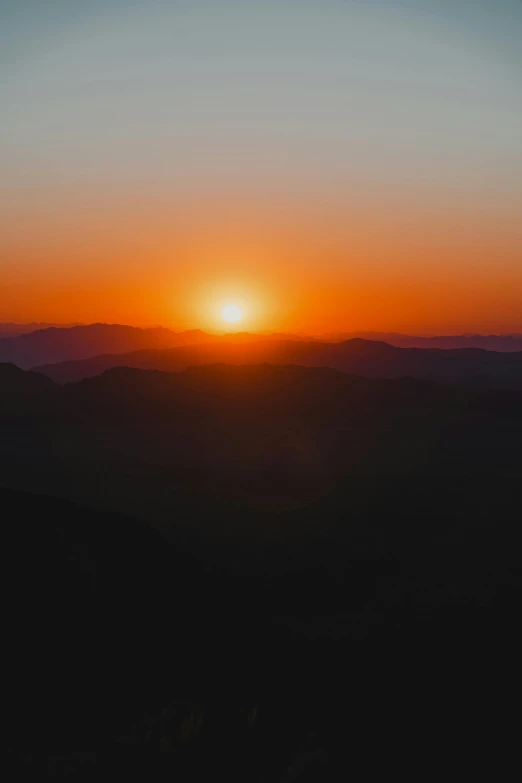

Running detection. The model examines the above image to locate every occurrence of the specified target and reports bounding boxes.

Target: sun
[221,304,243,324]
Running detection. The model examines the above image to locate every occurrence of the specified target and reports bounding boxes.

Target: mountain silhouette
[0,361,56,394]
[34,336,522,390]
[5,364,522,773]
[2,361,521,520]
[0,321,82,338]
[0,323,316,370]
[0,323,215,369]
[325,331,522,352]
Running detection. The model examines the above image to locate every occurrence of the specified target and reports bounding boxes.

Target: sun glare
[221,304,243,323]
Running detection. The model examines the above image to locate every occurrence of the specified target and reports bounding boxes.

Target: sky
[1,0,522,333]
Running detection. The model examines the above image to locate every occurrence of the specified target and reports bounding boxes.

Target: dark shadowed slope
[0,323,215,369]
[0,362,56,397]
[5,365,522,773]
[35,336,522,390]
[2,362,522,522]
[6,471,522,772]
[4,487,177,747]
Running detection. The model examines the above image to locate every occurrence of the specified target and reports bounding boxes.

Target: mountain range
[0,323,316,369]
[2,360,521,519]
[0,322,82,338]
[0,323,214,369]
[2,322,522,372]
[325,331,522,352]
[33,335,522,390]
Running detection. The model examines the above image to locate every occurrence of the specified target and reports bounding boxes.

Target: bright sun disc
[221,304,243,323]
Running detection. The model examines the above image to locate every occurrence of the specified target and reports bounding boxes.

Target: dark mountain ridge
[2,361,522,521]
[0,323,315,370]
[324,331,522,351]
[0,321,82,338]
[0,323,213,369]
[34,336,522,390]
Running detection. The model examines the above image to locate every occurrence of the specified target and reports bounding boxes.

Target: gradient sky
[2,0,522,333]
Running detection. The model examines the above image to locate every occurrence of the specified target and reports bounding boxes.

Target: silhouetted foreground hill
[6,466,522,778]
[5,489,175,745]
[4,363,522,775]
[35,336,522,390]
[0,323,214,369]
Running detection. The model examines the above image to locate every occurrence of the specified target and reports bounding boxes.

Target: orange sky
[2,1,522,335]
[2,182,522,335]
